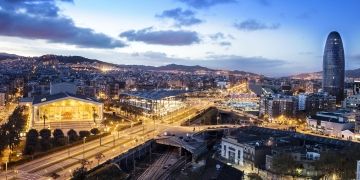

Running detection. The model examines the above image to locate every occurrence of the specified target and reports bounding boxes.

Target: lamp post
[5,161,8,180]
[142,123,145,136]
[113,134,115,147]
[99,131,102,146]
[67,136,70,157]
[82,137,86,159]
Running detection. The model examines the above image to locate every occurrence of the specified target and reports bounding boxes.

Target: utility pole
[67,136,70,157]
[5,161,8,180]
[82,137,86,159]
[142,124,145,135]
[113,134,115,147]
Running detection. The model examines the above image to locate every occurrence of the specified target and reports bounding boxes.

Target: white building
[216,81,230,89]
[343,94,360,109]
[28,92,103,131]
[220,135,270,169]
[221,137,244,165]
[341,129,355,141]
[307,111,354,138]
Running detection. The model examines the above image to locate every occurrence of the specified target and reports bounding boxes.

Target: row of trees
[0,106,27,156]
[24,128,100,155]
[271,146,360,179]
[118,102,144,118]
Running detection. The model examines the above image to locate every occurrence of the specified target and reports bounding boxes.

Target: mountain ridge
[0,53,259,76]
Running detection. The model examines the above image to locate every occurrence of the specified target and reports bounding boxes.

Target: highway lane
[1,124,149,180]
[1,102,211,180]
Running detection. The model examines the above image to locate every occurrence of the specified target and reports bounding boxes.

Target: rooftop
[308,115,346,123]
[121,89,188,100]
[32,92,100,105]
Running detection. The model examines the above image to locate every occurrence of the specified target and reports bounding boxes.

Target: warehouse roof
[121,89,188,100]
[33,92,100,105]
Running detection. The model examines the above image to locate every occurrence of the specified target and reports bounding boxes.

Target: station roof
[33,92,100,105]
[121,89,188,100]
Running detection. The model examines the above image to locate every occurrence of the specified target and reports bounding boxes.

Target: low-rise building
[266,146,323,177]
[343,94,360,109]
[307,111,354,137]
[28,92,103,131]
[220,131,273,169]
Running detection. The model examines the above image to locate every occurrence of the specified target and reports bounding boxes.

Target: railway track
[137,149,175,180]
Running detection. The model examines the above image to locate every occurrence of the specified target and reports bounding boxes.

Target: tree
[314,147,360,179]
[272,153,301,176]
[24,129,39,155]
[67,129,78,142]
[2,106,27,151]
[72,166,87,180]
[247,173,262,180]
[53,129,65,146]
[79,131,90,139]
[95,153,105,166]
[40,129,51,139]
[90,128,100,135]
[39,129,52,151]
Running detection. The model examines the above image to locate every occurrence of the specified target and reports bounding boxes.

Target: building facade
[268,95,298,119]
[322,31,345,103]
[29,92,103,131]
[307,111,354,137]
[304,93,336,114]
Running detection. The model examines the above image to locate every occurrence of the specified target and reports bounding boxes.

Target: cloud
[0,0,125,49]
[209,33,234,47]
[209,32,226,40]
[219,41,231,46]
[347,54,360,68]
[156,8,203,27]
[176,0,236,9]
[119,27,200,46]
[234,19,280,31]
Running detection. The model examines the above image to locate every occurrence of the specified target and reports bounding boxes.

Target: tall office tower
[322,31,345,103]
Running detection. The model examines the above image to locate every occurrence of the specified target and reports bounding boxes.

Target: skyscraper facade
[322,31,345,103]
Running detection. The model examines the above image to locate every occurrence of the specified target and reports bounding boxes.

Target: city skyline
[0,0,360,76]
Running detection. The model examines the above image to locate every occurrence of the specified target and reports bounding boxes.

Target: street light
[113,134,115,147]
[82,137,87,159]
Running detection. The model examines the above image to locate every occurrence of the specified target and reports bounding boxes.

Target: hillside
[0,52,261,76]
[290,69,360,79]
[0,52,20,60]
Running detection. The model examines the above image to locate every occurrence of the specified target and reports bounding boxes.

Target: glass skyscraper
[322,31,345,103]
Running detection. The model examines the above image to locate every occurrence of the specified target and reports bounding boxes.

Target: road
[0,103,17,125]
[1,125,157,180]
[1,102,211,180]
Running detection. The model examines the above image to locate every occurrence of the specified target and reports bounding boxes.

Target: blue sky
[0,0,359,76]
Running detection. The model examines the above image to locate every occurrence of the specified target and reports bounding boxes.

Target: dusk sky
[0,0,359,76]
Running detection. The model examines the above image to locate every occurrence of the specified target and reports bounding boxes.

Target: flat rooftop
[32,92,100,105]
[121,89,188,100]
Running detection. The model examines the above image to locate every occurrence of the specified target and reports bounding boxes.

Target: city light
[0,1,358,180]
